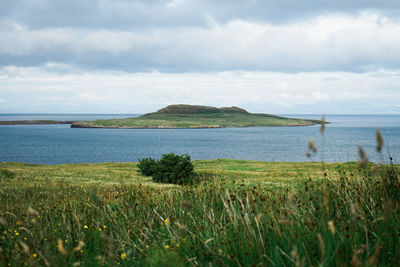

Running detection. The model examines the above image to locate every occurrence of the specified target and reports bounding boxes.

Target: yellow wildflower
[103,225,107,229]
[83,225,88,229]
[120,253,127,260]
[32,253,37,258]
[164,245,170,249]
[164,218,170,225]
[16,221,21,226]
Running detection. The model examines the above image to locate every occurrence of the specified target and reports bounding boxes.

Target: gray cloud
[2,1,400,114]
[2,0,400,30]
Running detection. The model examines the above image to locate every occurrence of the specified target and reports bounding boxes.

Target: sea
[0,114,399,164]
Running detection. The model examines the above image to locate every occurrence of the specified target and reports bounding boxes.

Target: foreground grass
[0,160,399,266]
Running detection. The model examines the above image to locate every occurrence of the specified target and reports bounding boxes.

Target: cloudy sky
[1,0,400,114]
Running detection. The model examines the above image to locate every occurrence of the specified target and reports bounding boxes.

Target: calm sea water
[0,114,399,164]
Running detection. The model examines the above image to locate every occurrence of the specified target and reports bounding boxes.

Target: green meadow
[1,157,399,266]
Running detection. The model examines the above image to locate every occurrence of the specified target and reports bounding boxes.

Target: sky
[1,0,400,114]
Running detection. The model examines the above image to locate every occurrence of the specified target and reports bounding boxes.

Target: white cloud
[166,0,185,8]
[1,66,400,113]
[78,93,105,101]
[1,13,400,72]
[0,98,4,102]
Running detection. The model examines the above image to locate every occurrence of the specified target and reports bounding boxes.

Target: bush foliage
[137,157,157,176]
[137,153,195,184]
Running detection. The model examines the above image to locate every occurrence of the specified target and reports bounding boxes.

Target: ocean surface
[0,114,399,164]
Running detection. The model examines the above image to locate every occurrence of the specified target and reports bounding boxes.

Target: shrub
[137,157,157,176]
[138,153,195,185]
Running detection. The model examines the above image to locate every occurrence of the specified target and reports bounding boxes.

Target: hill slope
[71,104,320,128]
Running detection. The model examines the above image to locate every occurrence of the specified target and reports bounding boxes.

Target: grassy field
[1,159,399,266]
[71,105,319,128]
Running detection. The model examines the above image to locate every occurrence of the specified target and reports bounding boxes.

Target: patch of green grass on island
[71,104,320,128]
[1,159,399,266]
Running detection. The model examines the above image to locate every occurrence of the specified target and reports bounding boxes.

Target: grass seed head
[376,129,384,153]
[57,239,67,256]
[308,139,314,150]
[27,207,39,217]
[327,221,335,234]
[358,145,369,168]
[0,217,7,226]
[350,202,358,221]
[320,116,326,134]
[308,138,317,153]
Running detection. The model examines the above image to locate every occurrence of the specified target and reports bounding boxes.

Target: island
[71,104,321,128]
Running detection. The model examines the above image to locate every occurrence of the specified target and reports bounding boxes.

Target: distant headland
[70,104,321,129]
[0,120,73,125]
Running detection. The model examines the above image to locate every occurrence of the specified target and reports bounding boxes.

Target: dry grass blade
[204,238,214,244]
[369,243,382,266]
[38,251,50,267]
[18,241,30,254]
[73,241,85,252]
[350,248,363,267]
[317,234,325,263]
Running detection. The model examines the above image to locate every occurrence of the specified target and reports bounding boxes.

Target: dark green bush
[138,153,195,185]
[137,157,157,176]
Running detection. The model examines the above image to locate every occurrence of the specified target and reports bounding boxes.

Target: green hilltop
[71,104,320,128]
